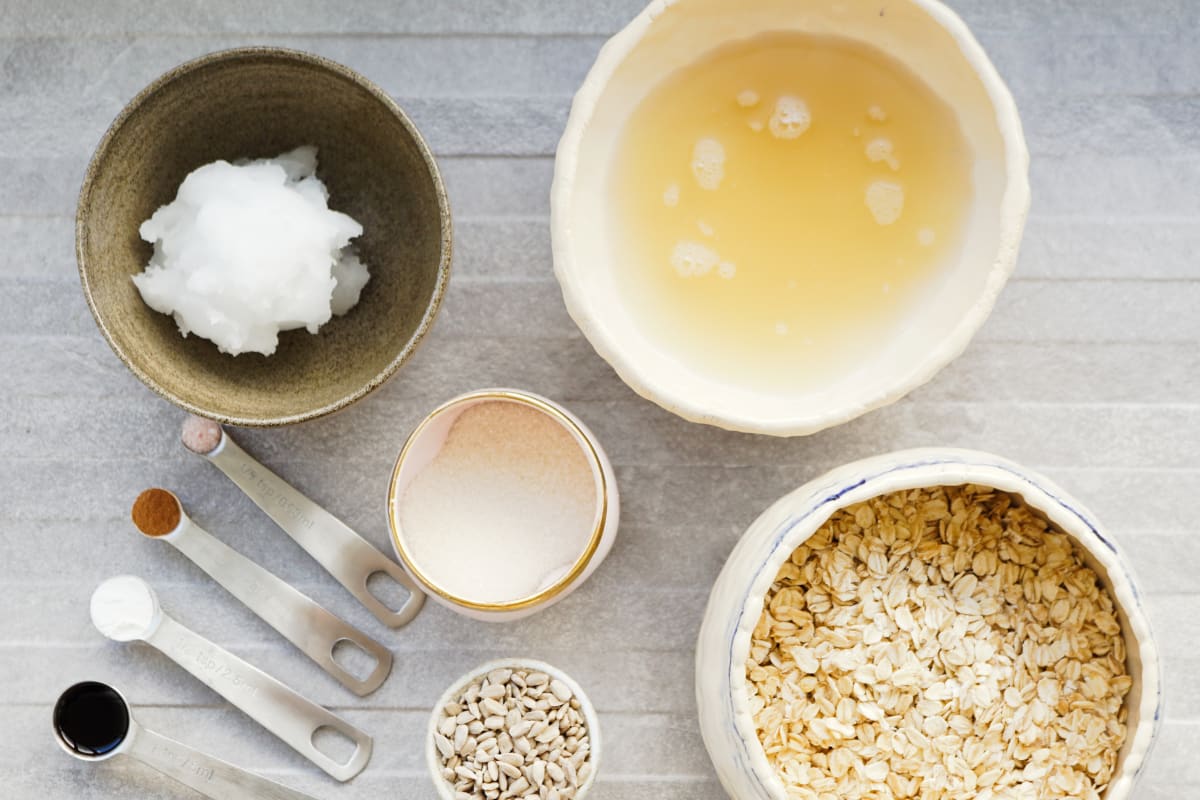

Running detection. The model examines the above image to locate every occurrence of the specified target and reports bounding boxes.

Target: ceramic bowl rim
[75,45,453,427]
[550,0,1031,436]
[424,657,602,799]
[708,448,1160,799]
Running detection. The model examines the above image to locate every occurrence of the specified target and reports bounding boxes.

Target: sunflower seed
[434,666,592,799]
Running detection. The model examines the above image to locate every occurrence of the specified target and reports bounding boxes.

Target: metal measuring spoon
[53,681,320,799]
[131,488,391,697]
[89,575,372,782]
[181,416,424,628]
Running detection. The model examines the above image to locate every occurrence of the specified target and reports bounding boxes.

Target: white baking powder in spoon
[397,401,598,604]
[90,576,161,642]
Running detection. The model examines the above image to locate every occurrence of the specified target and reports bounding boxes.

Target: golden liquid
[609,33,973,393]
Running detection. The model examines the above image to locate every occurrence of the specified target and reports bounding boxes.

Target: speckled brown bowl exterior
[77,47,451,427]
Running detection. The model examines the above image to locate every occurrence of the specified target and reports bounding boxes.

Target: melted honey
[609,33,973,393]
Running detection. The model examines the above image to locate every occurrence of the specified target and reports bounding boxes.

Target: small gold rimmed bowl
[387,389,619,622]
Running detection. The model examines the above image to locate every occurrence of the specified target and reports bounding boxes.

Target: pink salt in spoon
[182,415,424,629]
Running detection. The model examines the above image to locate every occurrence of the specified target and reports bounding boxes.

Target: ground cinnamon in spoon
[131,489,182,537]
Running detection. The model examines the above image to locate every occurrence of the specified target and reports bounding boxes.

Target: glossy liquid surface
[54,682,129,757]
[609,33,973,393]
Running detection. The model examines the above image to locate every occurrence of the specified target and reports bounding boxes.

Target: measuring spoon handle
[127,725,322,800]
[170,521,392,696]
[146,614,372,782]
[208,436,425,628]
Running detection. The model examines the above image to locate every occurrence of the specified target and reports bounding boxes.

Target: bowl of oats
[695,449,1160,800]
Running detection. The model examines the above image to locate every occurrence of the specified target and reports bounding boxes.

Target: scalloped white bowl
[552,0,1030,436]
[695,449,1160,799]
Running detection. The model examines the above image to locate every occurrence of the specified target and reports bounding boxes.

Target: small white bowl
[387,389,620,622]
[552,0,1030,436]
[695,448,1160,800]
[426,658,601,800]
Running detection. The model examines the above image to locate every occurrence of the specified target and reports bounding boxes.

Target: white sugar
[398,401,598,604]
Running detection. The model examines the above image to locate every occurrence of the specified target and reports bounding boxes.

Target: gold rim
[387,389,609,612]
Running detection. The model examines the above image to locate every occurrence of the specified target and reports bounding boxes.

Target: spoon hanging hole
[53,682,130,759]
[131,488,183,538]
[330,638,379,683]
[365,570,411,613]
[311,725,358,766]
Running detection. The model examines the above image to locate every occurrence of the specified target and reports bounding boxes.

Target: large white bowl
[552,0,1030,436]
[695,449,1160,799]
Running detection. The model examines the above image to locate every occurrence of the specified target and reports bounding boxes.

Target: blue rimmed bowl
[695,448,1160,800]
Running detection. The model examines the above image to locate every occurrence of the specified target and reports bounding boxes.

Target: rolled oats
[747,485,1131,800]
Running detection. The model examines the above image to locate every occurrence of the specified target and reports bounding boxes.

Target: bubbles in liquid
[663,183,680,207]
[737,89,760,107]
[769,95,811,139]
[865,137,900,170]
[865,180,904,225]
[609,32,974,395]
[918,227,936,246]
[670,240,721,277]
[691,138,726,190]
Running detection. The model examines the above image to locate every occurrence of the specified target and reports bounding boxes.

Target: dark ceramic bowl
[77,47,451,426]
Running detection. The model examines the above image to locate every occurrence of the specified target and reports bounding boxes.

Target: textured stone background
[0,0,1196,797]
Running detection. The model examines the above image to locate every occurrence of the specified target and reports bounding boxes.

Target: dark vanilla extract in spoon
[51,680,321,798]
[53,681,129,757]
